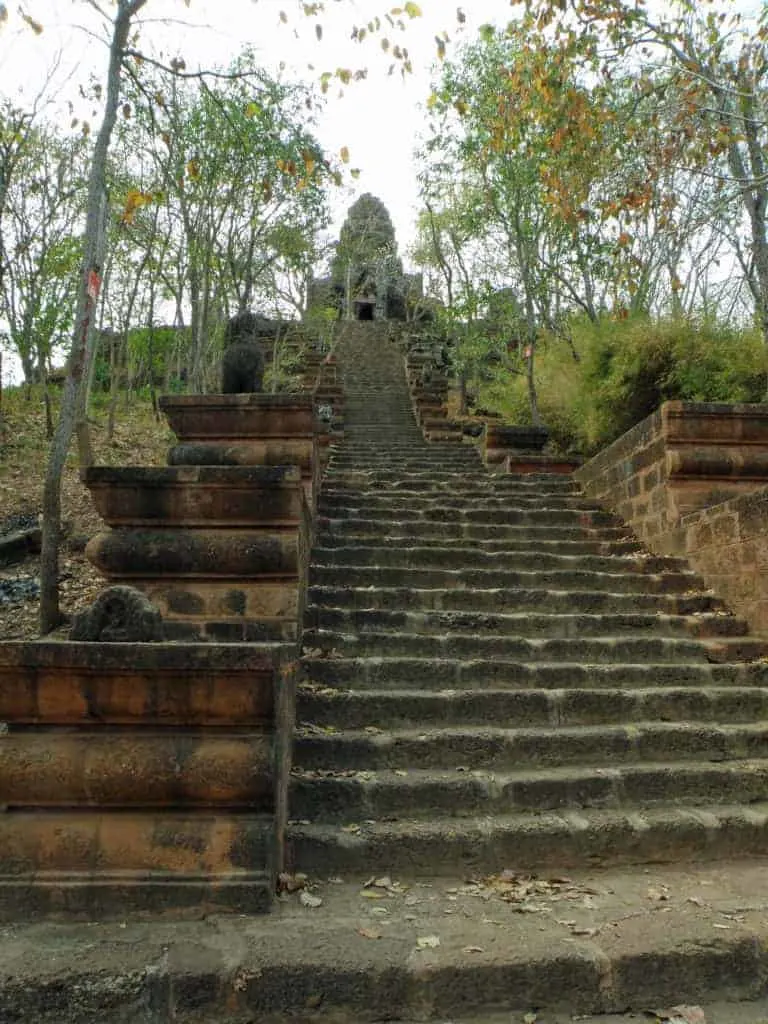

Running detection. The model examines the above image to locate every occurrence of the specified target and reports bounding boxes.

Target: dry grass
[0,385,173,640]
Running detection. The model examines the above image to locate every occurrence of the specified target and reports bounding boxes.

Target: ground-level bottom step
[2,861,768,1022]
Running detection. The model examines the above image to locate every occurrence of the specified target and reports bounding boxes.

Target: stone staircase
[287,323,768,878]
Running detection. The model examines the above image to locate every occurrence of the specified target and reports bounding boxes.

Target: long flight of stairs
[288,322,768,877]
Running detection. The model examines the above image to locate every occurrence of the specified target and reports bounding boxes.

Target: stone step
[308,564,702,594]
[320,490,593,509]
[310,545,687,574]
[300,656,766,691]
[296,684,768,730]
[301,629,710,663]
[287,802,768,875]
[305,607,746,641]
[293,721,768,774]
[315,506,624,527]
[326,471,572,488]
[289,757,768,822]
[315,533,640,556]
[15,864,768,1020]
[306,585,726,616]
[315,518,632,543]
[318,492,597,511]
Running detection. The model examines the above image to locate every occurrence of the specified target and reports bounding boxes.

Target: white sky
[0,0,516,264]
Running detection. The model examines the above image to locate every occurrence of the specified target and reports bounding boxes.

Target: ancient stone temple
[310,193,422,321]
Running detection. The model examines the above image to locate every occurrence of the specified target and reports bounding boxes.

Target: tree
[507,0,768,345]
[117,54,333,388]
[0,121,87,393]
[40,0,148,634]
[28,0,430,632]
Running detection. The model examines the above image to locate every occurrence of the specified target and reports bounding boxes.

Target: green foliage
[465,313,767,455]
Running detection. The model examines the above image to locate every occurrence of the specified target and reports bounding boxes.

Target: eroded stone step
[315,507,624,527]
[300,656,767,690]
[320,491,593,510]
[296,684,768,729]
[309,564,703,594]
[306,585,725,615]
[290,758,768,821]
[316,533,641,556]
[326,473,572,489]
[318,493,597,511]
[301,630,710,663]
[305,607,746,640]
[287,801,768,875]
[293,721,768,774]
[311,545,687,574]
[315,519,632,543]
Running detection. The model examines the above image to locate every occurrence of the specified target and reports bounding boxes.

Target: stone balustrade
[576,401,768,631]
[84,464,306,643]
[0,641,291,919]
[0,387,330,918]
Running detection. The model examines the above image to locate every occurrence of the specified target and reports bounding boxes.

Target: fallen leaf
[299,891,323,909]
[653,1006,706,1024]
[360,890,387,900]
[416,935,440,949]
[571,926,599,937]
[358,927,382,939]
[524,1014,539,1024]
[463,945,484,954]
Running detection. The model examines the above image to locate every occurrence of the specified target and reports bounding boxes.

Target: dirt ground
[0,386,171,639]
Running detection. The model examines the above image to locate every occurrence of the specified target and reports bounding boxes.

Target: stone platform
[1,861,767,1022]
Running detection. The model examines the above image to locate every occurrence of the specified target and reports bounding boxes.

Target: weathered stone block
[86,529,300,578]
[84,465,303,527]
[160,394,316,440]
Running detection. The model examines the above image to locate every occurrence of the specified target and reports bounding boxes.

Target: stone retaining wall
[576,402,768,630]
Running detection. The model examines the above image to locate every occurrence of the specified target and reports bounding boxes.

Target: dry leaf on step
[357,927,382,940]
[416,935,440,949]
[653,1007,706,1024]
[299,891,323,909]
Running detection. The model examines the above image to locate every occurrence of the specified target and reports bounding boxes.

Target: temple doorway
[355,301,375,321]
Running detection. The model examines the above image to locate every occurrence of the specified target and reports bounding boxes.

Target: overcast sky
[0,0,514,263]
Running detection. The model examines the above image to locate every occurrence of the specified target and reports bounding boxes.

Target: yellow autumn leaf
[120,189,153,226]
[186,158,200,181]
[20,12,43,34]
[340,146,350,163]
[404,1,422,16]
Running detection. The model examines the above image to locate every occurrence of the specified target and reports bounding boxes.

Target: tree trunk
[39,0,146,635]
